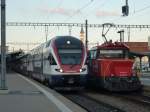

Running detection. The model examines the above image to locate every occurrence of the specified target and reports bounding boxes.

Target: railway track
[116,92,150,107]
[82,89,150,112]
[87,87,150,106]
[19,72,150,112]
[61,92,125,112]
[94,89,150,107]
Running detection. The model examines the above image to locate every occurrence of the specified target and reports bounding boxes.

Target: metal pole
[148,57,150,69]
[122,30,124,42]
[27,44,29,52]
[45,25,48,42]
[117,30,124,42]
[85,20,88,50]
[1,0,7,89]
[127,27,130,42]
[126,0,128,5]
[68,26,72,36]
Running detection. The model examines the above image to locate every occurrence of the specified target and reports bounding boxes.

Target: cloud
[39,7,75,16]
[96,10,119,17]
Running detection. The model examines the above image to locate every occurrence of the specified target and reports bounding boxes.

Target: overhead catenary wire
[56,0,64,8]
[43,0,64,38]
[63,0,94,22]
[6,22,150,29]
[81,0,112,19]
[131,0,136,13]
[7,22,150,51]
[44,0,92,37]
[109,1,150,23]
[133,4,150,14]
[7,22,150,46]
[43,0,116,37]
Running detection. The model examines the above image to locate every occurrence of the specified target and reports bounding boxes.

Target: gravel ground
[64,94,124,112]
[85,92,150,112]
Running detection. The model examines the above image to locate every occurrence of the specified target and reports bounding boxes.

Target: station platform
[0,72,86,112]
[140,72,150,86]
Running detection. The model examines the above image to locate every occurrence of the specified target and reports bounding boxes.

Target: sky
[3,0,150,51]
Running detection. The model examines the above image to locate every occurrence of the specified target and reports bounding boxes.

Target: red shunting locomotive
[87,41,141,91]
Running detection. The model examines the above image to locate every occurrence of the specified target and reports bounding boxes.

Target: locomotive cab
[87,42,141,91]
[46,36,87,90]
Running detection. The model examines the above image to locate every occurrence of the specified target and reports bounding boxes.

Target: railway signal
[122,0,129,16]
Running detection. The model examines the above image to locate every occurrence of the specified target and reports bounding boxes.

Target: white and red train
[16,36,87,90]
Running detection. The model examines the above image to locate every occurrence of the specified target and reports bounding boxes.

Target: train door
[88,50,97,74]
[27,54,33,75]
[43,53,57,75]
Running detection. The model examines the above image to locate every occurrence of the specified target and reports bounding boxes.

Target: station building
[124,42,150,71]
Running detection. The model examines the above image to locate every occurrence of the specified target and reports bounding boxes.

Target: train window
[93,50,97,59]
[99,50,124,58]
[89,51,93,59]
[48,54,56,65]
[46,40,51,48]
[89,50,97,59]
[58,49,82,65]
[58,49,82,53]
[124,50,129,59]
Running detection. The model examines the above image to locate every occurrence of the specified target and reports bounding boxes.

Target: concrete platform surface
[140,77,150,86]
[141,72,150,78]
[0,72,86,112]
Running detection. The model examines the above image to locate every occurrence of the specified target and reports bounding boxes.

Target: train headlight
[55,68,63,73]
[79,69,82,72]
[80,68,86,72]
[60,69,63,73]
[67,40,71,44]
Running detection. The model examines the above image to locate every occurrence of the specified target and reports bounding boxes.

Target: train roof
[54,36,83,48]
[90,41,129,50]
[27,36,83,54]
[54,36,81,42]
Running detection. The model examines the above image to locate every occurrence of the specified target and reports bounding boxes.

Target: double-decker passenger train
[87,41,141,91]
[16,36,87,90]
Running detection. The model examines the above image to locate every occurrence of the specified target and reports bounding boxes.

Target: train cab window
[46,40,51,48]
[48,54,56,65]
[93,50,97,59]
[89,50,97,59]
[124,50,129,59]
[89,51,93,59]
[58,49,82,65]
[99,50,124,58]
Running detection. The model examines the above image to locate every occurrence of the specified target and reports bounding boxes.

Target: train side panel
[99,59,133,77]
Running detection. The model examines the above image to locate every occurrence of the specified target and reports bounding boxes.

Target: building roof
[124,42,150,52]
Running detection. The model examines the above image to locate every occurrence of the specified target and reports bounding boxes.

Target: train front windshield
[58,49,82,65]
[99,49,128,58]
